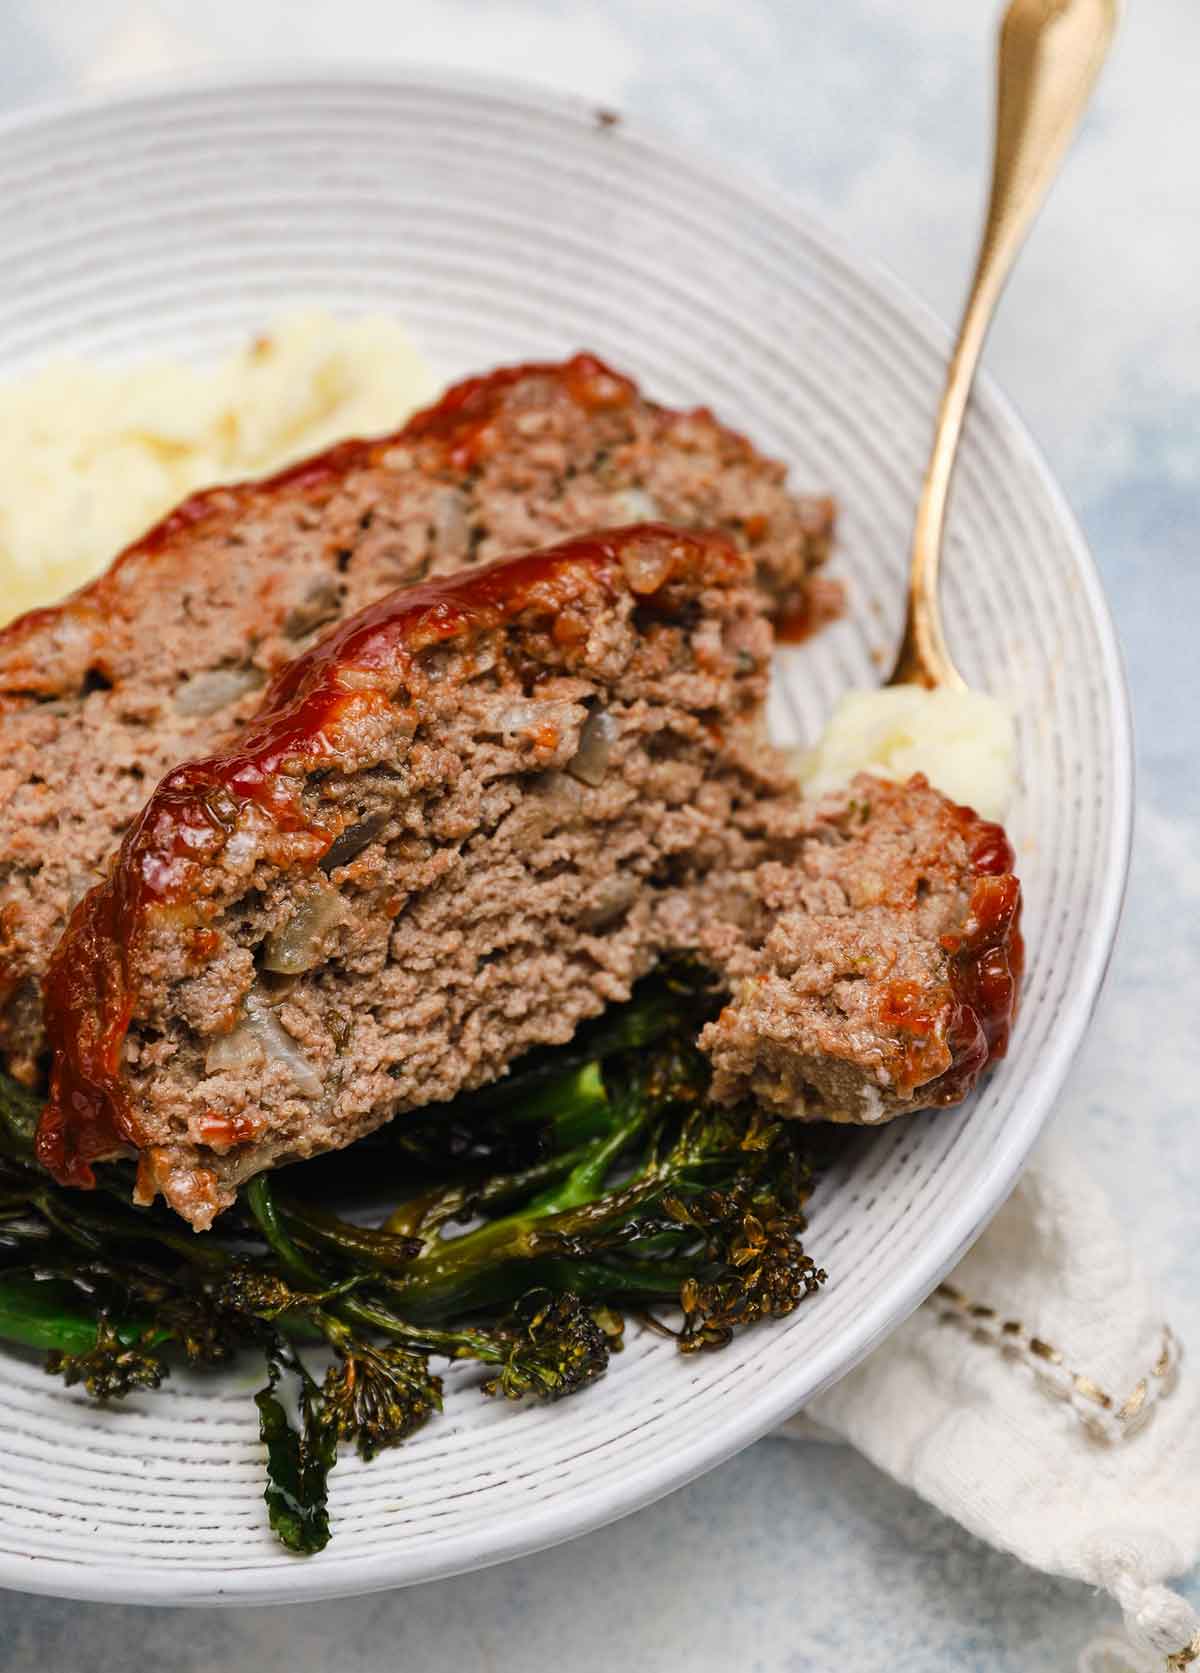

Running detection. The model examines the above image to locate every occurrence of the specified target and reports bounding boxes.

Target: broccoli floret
[321,1326,444,1460]
[45,1314,165,1400]
[482,1290,610,1402]
[667,1186,827,1352]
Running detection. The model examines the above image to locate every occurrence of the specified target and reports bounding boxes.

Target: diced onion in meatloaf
[0,353,834,1085]
[37,526,1020,1230]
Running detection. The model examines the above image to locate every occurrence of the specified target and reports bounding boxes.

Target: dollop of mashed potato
[0,312,436,625]
[790,685,1015,821]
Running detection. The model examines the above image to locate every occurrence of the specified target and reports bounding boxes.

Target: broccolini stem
[374,1171,668,1320]
[276,1196,421,1271]
[461,1139,601,1216]
[522,1098,649,1217]
[32,1193,105,1255]
[444,983,702,1124]
[381,1134,605,1241]
[532,1256,693,1300]
[381,1184,455,1241]
[244,1175,324,1288]
[473,1061,609,1142]
[0,1274,152,1355]
[34,1195,229,1271]
[319,1295,506,1366]
[249,1177,491,1351]
[379,1255,694,1318]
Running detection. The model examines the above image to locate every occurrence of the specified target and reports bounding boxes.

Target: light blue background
[0,2,1196,1667]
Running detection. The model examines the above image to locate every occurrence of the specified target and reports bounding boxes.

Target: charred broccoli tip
[46,1314,165,1401]
[668,1186,827,1353]
[483,1289,610,1403]
[322,1330,444,1460]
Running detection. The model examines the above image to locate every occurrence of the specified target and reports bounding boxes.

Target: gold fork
[888,0,1119,692]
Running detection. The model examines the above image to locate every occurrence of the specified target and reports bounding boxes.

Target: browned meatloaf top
[37,527,1019,1230]
[0,353,834,1082]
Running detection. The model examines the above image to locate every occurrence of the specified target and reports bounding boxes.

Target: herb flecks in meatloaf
[0,354,833,1082]
[37,527,1020,1230]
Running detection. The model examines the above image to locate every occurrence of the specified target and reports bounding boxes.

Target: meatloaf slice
[0,353,834,1084]
[37,526,799,1227]
[37,529,1021,1231]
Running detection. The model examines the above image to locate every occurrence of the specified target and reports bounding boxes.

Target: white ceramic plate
[0,68,1131,1605]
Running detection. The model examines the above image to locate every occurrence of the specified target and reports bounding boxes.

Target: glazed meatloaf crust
[38,526,1020,1230]
[0,353,834,1084]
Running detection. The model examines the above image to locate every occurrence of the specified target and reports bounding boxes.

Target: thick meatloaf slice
[37,527,797,1227]
[0,354,834,1083]
[38,529,1020,1231]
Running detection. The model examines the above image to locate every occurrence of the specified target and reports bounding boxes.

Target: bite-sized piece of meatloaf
[693,774,1023,1123]
[0,354,834,1083]
[37,527,800,1227]
[38,529,1020,1231]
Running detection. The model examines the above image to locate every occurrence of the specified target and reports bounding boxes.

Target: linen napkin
[784,1126,1200,1671]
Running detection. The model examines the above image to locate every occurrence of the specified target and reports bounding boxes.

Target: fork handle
[889,0,1119,690]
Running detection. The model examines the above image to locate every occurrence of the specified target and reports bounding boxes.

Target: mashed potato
[0,312,436,625]
[790,685,1015,821]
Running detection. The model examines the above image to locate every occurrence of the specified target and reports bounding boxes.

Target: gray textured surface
[0,0,1197,1666]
